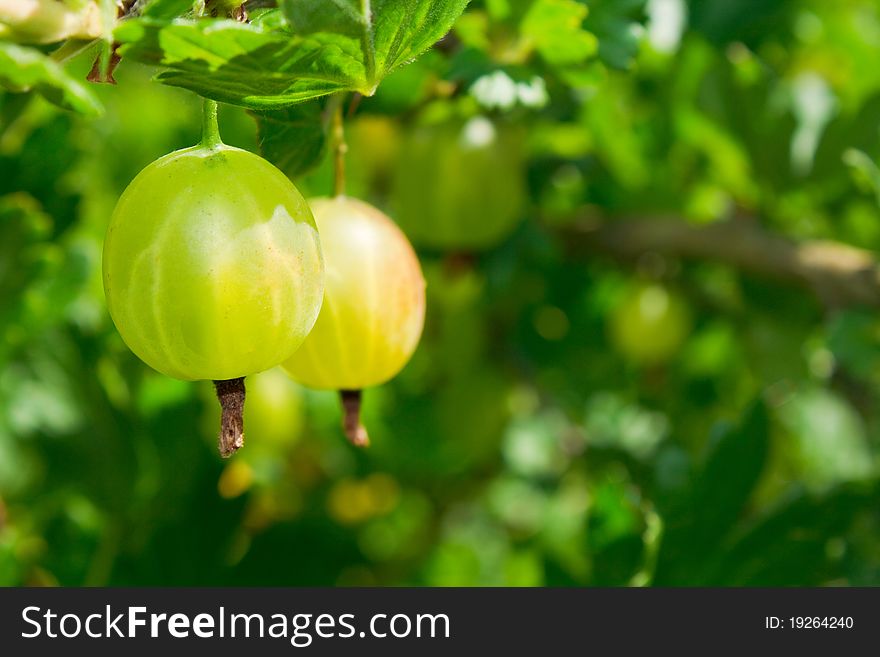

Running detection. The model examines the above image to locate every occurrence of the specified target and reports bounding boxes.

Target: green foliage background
[2,0,880,586]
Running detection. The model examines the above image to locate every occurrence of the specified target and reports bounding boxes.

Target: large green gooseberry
[391,116,526,251]
[104,144,324,381]
[282,196,426,445]
[608,282,692,366]
[103,116,324,455]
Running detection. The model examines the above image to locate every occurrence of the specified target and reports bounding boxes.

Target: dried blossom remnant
[206,0,248,21]
[340,389,369,447]
[85,0,136,84]
[232,4,248,22]
[214,377,246,457]
[87,44,121,84]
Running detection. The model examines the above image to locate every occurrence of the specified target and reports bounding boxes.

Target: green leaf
[281,0,469,93]
[248,8,289,31]
[826,309,880,382]
[693,402,769,546]
[654,401,770,585]
[0,43,102,116]
[116,2,468,108]
[777,387,873,490]
[581,0,646,69]
[116,18,363,109]
[0,193,57,361]
[141,0,197,19]
[521,0,598,65]
[710,486,874,586]
[843,148,880,207]
[252,101,329,179]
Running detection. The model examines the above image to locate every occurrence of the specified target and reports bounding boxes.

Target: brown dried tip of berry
[214,377,246,458]
[340,389,370,447]
[86,46,121,85]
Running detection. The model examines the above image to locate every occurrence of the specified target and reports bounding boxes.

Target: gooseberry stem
[332,98,347,197]
[201,99,222,149]
[339,389,369,447]
[214,377,246,457]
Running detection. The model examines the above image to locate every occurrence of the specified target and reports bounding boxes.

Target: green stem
[201,99,222,148]
[332,98,347,197]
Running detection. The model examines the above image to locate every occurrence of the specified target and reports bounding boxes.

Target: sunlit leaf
[116,1,468,108]
[0,43,102,115]
[521,0,598,65]
[116,18,363,108]
[281,0,469,94]
[141,0,196,18]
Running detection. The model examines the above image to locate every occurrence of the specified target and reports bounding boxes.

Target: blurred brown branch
[564,215,880,309]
